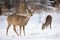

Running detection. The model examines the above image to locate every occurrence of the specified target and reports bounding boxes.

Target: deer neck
[25,15,31,22]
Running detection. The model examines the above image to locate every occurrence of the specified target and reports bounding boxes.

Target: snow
[0,8,60,40]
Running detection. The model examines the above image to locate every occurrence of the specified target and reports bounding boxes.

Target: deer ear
[26,9,28,13]
[31,9,34,13]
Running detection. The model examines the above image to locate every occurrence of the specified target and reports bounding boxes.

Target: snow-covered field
[0,9,60,40]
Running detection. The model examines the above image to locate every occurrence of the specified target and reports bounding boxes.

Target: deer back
[45,15,52,26]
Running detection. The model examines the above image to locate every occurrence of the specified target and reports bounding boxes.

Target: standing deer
[42,15,52,30]
[6,9,33,36]
[6,0,33,36]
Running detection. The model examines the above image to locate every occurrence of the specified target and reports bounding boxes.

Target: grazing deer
[6,9,33,36]
[42,15,52,30]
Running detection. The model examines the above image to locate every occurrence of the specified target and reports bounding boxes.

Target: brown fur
[6,0,33,36]
[6,9,32,36]
[42,15,52,30]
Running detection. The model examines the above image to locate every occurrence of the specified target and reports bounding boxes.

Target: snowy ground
[0,9,60,40]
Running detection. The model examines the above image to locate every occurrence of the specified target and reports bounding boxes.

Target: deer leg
[13,25,19,36]
[23,26,25,35]
[50,23,51,29]
[20,26,21,35]
[6,24,11,35]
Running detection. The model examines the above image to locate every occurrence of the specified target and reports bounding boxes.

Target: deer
[6,0,34,36]
[6,9,33,36]
[42,15,52,30]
